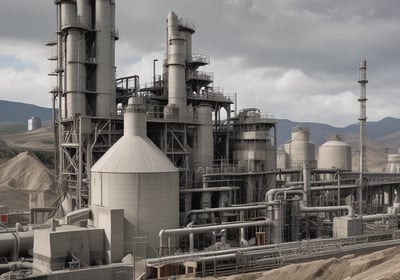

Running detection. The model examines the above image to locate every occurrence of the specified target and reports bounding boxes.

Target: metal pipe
[362,213,396,222]
[0,261,32,271]
[273,190,306,201]
[186,204,275,220]
[159,219,272,256]
[299,200,353,217]
[303,161,311,206]
[153,58,158,87]
[180,186,240,193]
[265,186,302,202]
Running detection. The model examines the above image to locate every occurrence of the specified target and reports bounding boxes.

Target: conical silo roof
[91,97,176,174]
[91,135,176,173]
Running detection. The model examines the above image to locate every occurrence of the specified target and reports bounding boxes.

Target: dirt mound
[1,126,54,151]
[210,246,400,280]
[0,151,56,210]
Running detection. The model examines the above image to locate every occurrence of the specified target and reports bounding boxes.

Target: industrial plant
[2,1,400,279]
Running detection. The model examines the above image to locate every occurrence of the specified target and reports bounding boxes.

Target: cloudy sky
[0,0,399,127]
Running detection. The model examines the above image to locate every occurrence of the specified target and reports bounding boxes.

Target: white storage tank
[28,116,42,131]
[277,149,288,170]
[318,134,352,171]
[284,127,314,169]
[387,150,400,173]
[91,97,179,257]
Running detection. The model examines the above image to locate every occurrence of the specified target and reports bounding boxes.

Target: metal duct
[0,231,34,260]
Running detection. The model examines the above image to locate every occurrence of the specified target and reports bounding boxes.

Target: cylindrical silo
[387,150,400,173]
[193,105,213,174]
[318,134,352,171]
[91,97,179,257]
[65,28,86,117]
[277,149,288,169]
[76,0,92,28]
[95,0,116,116]
[289,127,311,169]
[60,0,76,29]
[28,117,42,131]
[166,12,186,113]
[265,140,277,171]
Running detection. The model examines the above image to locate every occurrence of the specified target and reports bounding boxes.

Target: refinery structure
[2,1,400,279]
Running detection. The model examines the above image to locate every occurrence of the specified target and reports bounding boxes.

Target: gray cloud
[0,0,399,126]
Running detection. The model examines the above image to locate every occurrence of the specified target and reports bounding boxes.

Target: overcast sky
[0,0,399,127]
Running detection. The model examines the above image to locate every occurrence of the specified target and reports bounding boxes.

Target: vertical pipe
[358,59,368,218]
[189,233,194,253]
[337,172,341,206]
[303,161,311,206]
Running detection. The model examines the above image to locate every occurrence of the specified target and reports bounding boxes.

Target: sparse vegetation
[0,124,27,135]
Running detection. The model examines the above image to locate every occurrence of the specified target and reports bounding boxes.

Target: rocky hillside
[0,100,52,124]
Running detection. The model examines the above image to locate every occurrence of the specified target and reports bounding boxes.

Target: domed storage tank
[91,97,179,257]
[318,134,351,171]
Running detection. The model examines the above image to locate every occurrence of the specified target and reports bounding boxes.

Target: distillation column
[61,0,87,118]
[96,0,117,116]
[165,12,187,117]
[194,105,214,171]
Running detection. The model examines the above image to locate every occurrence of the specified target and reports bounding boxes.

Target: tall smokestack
[358,59,368,218]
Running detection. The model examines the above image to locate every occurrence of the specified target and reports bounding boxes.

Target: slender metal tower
[358,59,368,217]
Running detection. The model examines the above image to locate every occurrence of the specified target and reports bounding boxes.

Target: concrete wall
[33,225,104,273]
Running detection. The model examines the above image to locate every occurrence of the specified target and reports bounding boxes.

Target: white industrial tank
[91,97,179,257]
[318,134,352,171]
[28,116,42,131]
[193,104,213,171]
[387,150,400,173]
[285,127,314,169]
[277,149,288,170]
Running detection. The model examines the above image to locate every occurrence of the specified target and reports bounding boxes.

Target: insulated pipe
[159,219,272,255]
[0,261,32,271]
[0,231,34,259]
[299,200,353,217]
[362,213,397,222]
